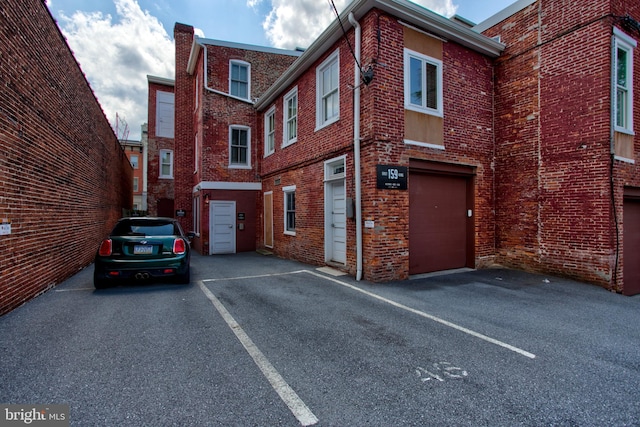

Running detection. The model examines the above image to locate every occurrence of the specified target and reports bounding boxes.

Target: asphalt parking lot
[1,252,639,426]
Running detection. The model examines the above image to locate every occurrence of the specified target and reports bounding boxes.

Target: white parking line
[304,270,537,359]
[197,280,318,426]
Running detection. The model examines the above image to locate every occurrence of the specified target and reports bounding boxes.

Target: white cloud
[262,0,458,49]
[55,0,174,140]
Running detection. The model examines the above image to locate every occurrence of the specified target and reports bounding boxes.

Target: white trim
[159,149,174,178]
[229,60,251,101]
[316,49,340,130]
[264,106,276,157]
[615,156,635,164]
[283,87,298,147]
[229,125,251,169]
[195,182,262,192]
[404,48,443,117]
[196,37,303,58]
[473,0,537,33]
[404,139,445,150]
[283,185,296,236]
[613,29,635,135]
[147,75,174,86]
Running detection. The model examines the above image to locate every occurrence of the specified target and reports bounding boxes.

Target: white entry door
[210,201,236,254]
[329,181,346,264]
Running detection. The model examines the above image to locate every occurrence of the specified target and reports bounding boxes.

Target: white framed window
[230,60,250,100]
[133,177,139,192]
[317,49,340,129]
[156,91,175,138]
[283,185,296,235]
[404,48,443,117]
[130,155,139,169]
[229,125,251,168]
[614,28,636,135]
[264,106,276,157]
[159,149,173,179]
[283,87,298,147]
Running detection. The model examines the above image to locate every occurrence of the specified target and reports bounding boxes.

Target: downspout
[348,12,363,281]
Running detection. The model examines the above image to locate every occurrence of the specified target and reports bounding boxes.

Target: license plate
[133,245,153,255]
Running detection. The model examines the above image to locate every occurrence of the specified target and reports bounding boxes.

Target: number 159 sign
[376,165,408,190]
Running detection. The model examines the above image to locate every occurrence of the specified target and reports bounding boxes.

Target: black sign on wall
[376,165,408,190]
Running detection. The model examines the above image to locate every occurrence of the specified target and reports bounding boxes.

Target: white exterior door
[329,181,347,264]
[210,201,236,254]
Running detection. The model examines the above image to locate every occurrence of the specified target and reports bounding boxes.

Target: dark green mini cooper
[94,217,193,289]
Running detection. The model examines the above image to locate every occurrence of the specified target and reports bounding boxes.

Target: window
[156,91,175,138]
[264,106,276,156]
[133,177,139,192]
[283,185,296,235]
[159,149,173,179]
[283,87,298,146]
[614,28,636,134]
[404,48,443,117]
[229,126,250,168]
[317,50,340,128]
[130,155,139,169]
[230,61,250,100]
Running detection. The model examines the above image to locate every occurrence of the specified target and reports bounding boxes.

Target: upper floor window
[230,60,250,100]
[159,149,173,179]
[133,177,139,192]
[264,106,276,157]
[130,155,139,169]
[156,91,175,138]
[404,48,443,117]
[317,49,340,129]
[283,87,298,147]
[229,125,251,168]
[614,28,636,134]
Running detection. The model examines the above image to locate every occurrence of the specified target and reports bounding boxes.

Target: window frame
[159,149,174,179]
[403,48,443,117]
[156,91,175,138]
[229,125,251,169]
[613,28,636,135]
[283,87,298,147]
[229,60,251,101]
[283,185,296,236]
[130,155,139,169]
[264,106,276,157]
[316,49,340,130]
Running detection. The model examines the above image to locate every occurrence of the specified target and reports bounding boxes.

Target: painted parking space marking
[304,270,536,359]
[197,280,318,427]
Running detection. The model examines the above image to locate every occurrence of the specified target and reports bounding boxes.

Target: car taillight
[173,238,186,254]
[98,239,112,256]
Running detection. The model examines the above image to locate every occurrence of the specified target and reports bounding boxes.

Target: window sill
[282,140,297,148]
[615,127,635,136]
[615,155,635,164]
[405,104,443,118]
[284,231,296,236]
[228,165,252,170]
[404,139,445,150]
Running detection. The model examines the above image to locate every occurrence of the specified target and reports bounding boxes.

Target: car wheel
[93,273,110,289]
[177,268,190,284]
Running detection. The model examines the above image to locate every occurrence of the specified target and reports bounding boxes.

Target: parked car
[94,217,193,289]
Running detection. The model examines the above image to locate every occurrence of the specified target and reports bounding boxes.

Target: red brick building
[1,0,133,315]
[167,0,640,294]
[147,76,176,217]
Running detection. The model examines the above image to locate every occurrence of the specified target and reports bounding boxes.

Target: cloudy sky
[46,0,515,140]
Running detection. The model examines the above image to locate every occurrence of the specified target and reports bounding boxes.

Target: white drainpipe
[348,12,363,281]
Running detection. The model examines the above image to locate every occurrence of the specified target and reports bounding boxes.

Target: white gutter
[348,12,363,281]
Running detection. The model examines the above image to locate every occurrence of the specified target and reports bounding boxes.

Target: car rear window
[111,220,178,237]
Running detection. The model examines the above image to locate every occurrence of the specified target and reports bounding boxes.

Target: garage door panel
[623,199,640,296]
[410,173,469,274]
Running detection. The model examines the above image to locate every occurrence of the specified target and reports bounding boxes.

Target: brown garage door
[409,172,471,275]
[623,198,640,296]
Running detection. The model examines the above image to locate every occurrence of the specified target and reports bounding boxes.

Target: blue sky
[46,0,516,139]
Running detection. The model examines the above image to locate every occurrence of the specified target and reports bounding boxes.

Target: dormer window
[230,60,250,100]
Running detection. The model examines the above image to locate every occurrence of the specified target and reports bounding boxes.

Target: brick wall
[485,0,640,290]
[258,9,496,281]
[0,0,132,315]
[147,81,175,216]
